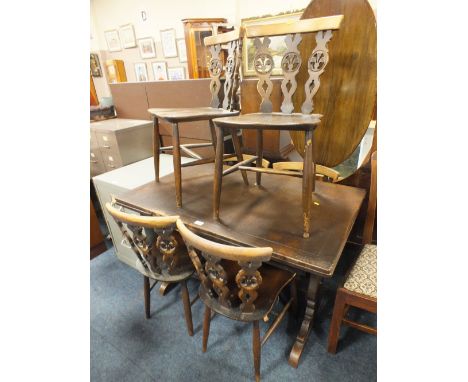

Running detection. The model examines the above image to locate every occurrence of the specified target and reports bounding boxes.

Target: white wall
[90,0,376,100]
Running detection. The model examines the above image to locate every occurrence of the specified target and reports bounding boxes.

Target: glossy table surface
[115,163,365,277]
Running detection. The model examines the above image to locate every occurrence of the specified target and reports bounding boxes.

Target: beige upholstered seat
[343,244,377,298]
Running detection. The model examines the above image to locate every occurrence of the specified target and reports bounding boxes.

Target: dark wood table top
[115,163,365,277]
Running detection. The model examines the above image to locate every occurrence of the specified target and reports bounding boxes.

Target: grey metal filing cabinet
[90,118,153,177]
[92,154,193,269]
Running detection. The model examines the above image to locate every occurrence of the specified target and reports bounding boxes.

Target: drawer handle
[102,145,111,149]
[108,164,115,168]
[90,160,98,163]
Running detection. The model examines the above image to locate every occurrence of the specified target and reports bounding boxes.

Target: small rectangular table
[115,163,365,367]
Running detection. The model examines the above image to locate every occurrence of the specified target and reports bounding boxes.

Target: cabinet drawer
[90,150,106,176]
[102,152,123,171]
[96,131,118,151]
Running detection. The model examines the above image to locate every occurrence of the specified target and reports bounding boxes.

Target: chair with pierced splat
[176,219,297,382]
[212,15,344,238]
[105,201,196,336]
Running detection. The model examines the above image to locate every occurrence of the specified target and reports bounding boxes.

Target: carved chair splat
[105,201,196,336]
[149,28,248,208]
[176,219,296,382]
[212,15,344,238]
[327,151,377,353]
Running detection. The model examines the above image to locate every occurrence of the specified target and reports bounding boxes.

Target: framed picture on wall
[160,29,178,58]
[104,29,121,52]
[152,62,168,81]
[134,62,149,82]
[241,10,303,76]
[177,38,187,63]
[90,53,102,77]
[119,24,136,48]
[138,38,156,59]
[168,67,185,81]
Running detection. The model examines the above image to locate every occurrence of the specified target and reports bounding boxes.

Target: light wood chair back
[203,28,244,111]
[244,15,343,114]
[176,219,273,314]
[105,202,193,280]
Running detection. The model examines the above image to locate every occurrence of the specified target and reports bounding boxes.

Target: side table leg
[153,116,160,182]
[288,274,321,368]
[213,124,225,219]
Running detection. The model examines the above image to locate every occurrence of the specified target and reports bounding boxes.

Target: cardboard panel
[110,82,150,120]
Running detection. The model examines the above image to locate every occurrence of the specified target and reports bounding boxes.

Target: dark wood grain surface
[291,0,377,167]
[115,163,365,276]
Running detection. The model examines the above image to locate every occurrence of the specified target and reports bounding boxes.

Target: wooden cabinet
[182,18,230,79]
[90,118,153,177]
[105,59,127,83]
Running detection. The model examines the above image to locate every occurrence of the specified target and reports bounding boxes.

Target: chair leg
[202,306,212,352]
[256,130,263,186]
[231,128,249,185]
[253,320,261,382]
[152,116,160,182]
[213,124,225,219]
[302,129,315,238]
[327,289,347,354]
[144,276,150,319]
[209,119,217,154]
[172,122,182,207]
[180,280,194,336]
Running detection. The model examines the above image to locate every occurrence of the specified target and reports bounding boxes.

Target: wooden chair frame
[176,219,296,382]
[327,151,377,353]
[105,201,196,336]
[211,16,344,238]
[150,28,247,208]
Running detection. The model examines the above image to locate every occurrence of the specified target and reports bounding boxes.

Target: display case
[105,59,127,83]
[182,18,231,79]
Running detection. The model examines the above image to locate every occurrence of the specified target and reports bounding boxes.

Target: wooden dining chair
[105,201,196,336]
[176,219,296,382]
[149,28,248,208]
[327,151,377,353]
[211,15,344,238]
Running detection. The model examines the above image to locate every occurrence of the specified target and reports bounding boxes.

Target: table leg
[153,116,160,182]
[288,274,321,368]
[302,129,315,238]
[172,122,182,208]
[213,124,224,219]
[256,130,263,186]
[231,128,249,185]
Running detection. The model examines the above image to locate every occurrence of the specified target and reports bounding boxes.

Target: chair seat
[214,112,322,131]
[200,261,295,322]
[148,107,239,123]
[343,244,377,298]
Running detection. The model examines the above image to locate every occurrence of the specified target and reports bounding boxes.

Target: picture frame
[160,28,178,58]
[134,62,149,82]
[104,29,121,52]
[177,38,187,63]
[90,53,102,77]
[152,62,168,81]
[168,67,185,81]
[138,37,156,59]
[241,10,303,77]
[119,24,136,48]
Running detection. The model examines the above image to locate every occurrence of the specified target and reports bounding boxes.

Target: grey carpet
[91,247,376,382]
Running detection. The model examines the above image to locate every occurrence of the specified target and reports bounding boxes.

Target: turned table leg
[213,124,225,219]
[288,274,321,368]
